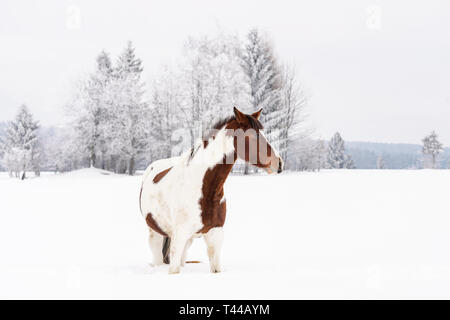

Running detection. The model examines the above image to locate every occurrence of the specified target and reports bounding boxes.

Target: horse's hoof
[169,267,180,274]
[149,261,163,267]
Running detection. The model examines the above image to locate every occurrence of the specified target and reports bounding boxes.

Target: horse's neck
[186,126,236,202]
[186,126,235,171]
[202,162,235,203]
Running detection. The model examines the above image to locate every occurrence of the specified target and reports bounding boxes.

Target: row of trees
[65,42,148,174]
[0,106,351,178]
[0,103,446,177]
[57,29,311,175]
[1,28,445,177]
[286,132,355,171]
[1,29,315,177]
[291,130,446,171]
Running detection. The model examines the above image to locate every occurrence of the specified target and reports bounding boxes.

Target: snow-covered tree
[67,50,113,168]
[66,42,149,175]
[376,155,385,169]
[150,66,182,161]
[344,154,355,169]
[327,132,345,169]
[1,105,40,179]
[178,33,251,145]
[278,65,309,164]
[314,139,328,171]
[42,127,83,173]
[327,132,354,169]
[240,29,279,174]
[422,131,443,169]
[58,31,315,174]
[288,138,327,171]
[241,29,310,172]
[109,41,149,175]
[241,29,282,148]
[93,50,114,169]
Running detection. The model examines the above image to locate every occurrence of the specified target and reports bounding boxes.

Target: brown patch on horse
[191,113,263,162]
[197,113,265,234]
[198,162,232,234]
[225,113,272,169]
[145,212,168,237]
[153,167,172,183]
[185,261,201,264]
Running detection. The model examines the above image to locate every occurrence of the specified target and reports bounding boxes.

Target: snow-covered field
[1,168,450,299]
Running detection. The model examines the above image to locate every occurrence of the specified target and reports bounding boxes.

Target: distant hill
[346,141,450,169]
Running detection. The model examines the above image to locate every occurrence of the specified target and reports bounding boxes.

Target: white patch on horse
[260,130,280,158]
[204,227,224,273]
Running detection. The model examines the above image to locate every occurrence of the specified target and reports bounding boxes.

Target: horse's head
[226,107,284,174]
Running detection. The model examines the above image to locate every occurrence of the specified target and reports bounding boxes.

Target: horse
[139,107,283,274]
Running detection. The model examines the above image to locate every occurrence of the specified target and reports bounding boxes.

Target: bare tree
[278,65,309,165]
[150,66,182,161]
[179,33,250,147]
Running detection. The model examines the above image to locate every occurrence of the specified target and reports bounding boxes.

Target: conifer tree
[1,105,40,179]
[110,41,149,175]
[422,131,443,169]
[327,132,354,169]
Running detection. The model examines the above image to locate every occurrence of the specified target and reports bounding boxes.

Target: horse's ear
[251,108,263,120]
[233,107,247,124]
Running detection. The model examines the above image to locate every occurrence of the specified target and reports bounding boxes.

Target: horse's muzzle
[277,160,283,173]
[265,156,284,174]
[277,156,284,174]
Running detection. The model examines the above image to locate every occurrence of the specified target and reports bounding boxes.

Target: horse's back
[141,156,183,212]
[140,156,187,232]
[142,156,181,184]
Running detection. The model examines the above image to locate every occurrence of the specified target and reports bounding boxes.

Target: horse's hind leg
[181,238,193,266]
[203,227,224,273]
[148,228,165,266]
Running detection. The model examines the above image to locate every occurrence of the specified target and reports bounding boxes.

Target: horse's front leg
[168,230,192,274]
[203,227,224,273]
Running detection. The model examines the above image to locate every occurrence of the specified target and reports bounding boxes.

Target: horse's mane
[188,114,263,162]
[203,114,263,144]
[204,116,234,140]
[209,114,263,135]
[245,114,264,131]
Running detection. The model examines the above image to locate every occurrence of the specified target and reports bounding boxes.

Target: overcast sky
[1,0,449,144]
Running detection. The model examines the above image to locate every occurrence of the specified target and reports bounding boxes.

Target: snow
[1,168,450,299]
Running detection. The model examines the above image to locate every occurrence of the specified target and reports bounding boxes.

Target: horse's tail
[162,236,170,264]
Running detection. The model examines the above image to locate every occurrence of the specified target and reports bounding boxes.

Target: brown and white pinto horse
[139,107,283,274]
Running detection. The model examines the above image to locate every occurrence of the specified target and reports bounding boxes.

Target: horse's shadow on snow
[111,262,211,275]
